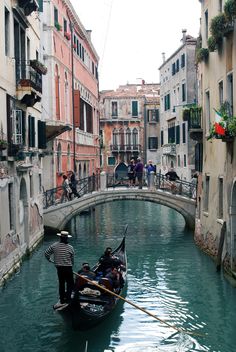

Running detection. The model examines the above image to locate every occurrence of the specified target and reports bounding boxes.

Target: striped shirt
[45,242,74,267]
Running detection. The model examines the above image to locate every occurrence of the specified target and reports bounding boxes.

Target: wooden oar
[73,271,205,337]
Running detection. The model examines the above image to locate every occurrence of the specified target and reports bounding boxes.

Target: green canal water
[0,200,236,352]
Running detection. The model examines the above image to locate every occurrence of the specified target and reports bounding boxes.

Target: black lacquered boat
[54,225,128,330]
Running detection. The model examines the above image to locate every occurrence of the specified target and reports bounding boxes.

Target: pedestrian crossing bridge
[43,172,196,231]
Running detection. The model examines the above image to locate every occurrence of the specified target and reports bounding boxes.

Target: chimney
[162,52,165,63]
[182,29,187,43]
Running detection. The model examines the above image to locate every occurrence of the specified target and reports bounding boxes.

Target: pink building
[41,0,100,190]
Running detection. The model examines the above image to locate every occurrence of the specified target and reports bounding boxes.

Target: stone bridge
[43,173,196,231]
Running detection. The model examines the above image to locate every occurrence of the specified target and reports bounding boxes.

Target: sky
[71,0,201,91]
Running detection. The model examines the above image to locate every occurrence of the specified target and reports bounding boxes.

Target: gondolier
[45,231,74,306]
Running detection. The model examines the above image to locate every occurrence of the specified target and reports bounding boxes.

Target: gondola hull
[54,235,127,330]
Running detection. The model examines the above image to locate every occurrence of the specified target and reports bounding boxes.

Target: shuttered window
[38,120,47,149]
[176,125,180,144]
[161,130,164,146]
[74,90,80,128]
[132,101,138,117]
[182,122,186,143]
[148,137,158,150]
[28,115,35,148]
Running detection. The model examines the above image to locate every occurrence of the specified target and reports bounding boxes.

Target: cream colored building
[0,0,45,284]
[196,0,236,277]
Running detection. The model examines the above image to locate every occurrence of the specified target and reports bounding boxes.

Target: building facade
[159,30,201,180]
[0,0,45,283]
[99,82,160,174]
[196,0,236,277]
[41,0,100,190]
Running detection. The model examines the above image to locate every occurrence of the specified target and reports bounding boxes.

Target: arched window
[132,128,138,147]
[126,128,131,148]
[55,65,60,120]
[64,72,69,122]
[113,129,118,147]
[67,144,71,171]
[119,128,125,150]
[57,143,62,173]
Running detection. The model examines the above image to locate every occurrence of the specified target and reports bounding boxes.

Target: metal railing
[43,174,100,209]
[110,144,141,152]
[16,60,42,93]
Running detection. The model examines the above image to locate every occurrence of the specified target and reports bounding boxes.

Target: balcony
[110,144,141,153]
[183,106,203,142]
[16,60,42,107]
[18,0,38,16]
[162,144,176,156]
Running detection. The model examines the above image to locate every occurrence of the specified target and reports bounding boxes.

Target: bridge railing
[43,174,100,209]
[154,173,196,199]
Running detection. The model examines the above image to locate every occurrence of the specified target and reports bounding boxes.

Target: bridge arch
[44,189,196,232]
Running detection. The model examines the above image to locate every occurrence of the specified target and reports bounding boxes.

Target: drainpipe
[69,20,76,172]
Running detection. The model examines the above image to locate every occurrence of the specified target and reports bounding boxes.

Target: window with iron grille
[148,137,158,150]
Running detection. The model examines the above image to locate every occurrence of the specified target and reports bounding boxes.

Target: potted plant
[55,22,62,31]
[30,59,47,75]
[182,108,190,121]
[64,32,71,41]
[196,48,209,63]
[210,14,227,39]
[224,0,236,21]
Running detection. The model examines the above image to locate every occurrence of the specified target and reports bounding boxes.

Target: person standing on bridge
[45,231,74,307]
[134,157,144,189]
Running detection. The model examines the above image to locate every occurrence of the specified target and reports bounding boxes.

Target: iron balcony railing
[16,60,42,93]
[43,174,100,209]
[188,107,202,129]
[110,144,141,152]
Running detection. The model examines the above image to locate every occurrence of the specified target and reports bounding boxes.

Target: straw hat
[56,230,72,238]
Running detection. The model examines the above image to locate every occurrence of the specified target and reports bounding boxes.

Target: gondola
[54,226,128,330]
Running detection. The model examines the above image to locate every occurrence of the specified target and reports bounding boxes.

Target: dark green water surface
[0,201,236,352]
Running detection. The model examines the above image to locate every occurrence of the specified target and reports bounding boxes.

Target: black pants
[56,266,74,303]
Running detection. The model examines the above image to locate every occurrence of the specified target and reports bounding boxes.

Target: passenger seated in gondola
[78,263,96,280]
[99,247,122,275]
[104,267,121,289]
[75,263,96,290]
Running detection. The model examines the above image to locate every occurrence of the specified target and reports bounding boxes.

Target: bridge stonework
[43,188,196,231]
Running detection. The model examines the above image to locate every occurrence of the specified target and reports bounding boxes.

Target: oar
[73,271,205,337]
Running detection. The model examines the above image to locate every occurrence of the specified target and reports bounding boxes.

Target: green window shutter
[38,120,47,149]
[132,101,138,117]
[38,0,43,12]
[28,115,35,147]
[176,125,180,144]
[155,109,159,122]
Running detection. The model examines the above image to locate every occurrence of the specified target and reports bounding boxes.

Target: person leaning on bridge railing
[165,168,180,193]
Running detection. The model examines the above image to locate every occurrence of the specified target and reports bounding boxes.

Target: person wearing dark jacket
[45,231,74,305]
[165,168,180,181]
[134,157,144,189]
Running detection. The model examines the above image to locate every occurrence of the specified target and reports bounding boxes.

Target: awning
[46,123,72,141]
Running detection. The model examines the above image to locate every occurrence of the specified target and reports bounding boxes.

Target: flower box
[55,22,62,31]
[30,59,47,75]
[64,32,71,41]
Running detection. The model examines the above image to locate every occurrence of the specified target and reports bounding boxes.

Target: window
[63,18,67,33]
[148,137,158,150]
[219,81,224,107]
[38,121,47,149]
[132,101,138,117]
[184,154,187,167]
[204,175,210,212]
[126,128,131,146]
[111,101,118,117]
[28,115,35,148]
[161,130,164,146]
[176,59,179,72]
[182,83,186,102]
[177,155,180,167]
[205,90,210,133]
[57,143,62,173]
[147,109,159,122]
[54,7,59,26]
[205,10,209,39]
[218,177,223,219]
[108,156,116,166]
[112,129,118,146]
[227,73,233,115]
[12,110,23,145]
[219,0,223,12]
[176,125,180,144]
[182,122,186,143]
[168,121,175,143]
[55,65,60,120]
[172,63,176,76]
[164,93,171,111]
[132,128,138,146]
[5,7,10,56]
[181,54,185,68]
